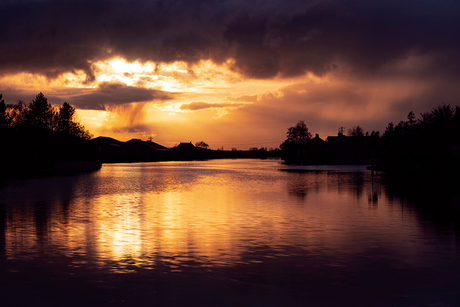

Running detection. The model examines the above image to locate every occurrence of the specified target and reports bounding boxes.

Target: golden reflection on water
[93,193,143,264]
[2,160,446,271]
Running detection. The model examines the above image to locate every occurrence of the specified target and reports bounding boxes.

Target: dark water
[0,159,459,306]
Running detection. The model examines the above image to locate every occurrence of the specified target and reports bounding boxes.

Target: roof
[90,136,126,147]
[326,134,351,151]
[126,138,169,150]
[306,134,327,149]
[175,142,195,150]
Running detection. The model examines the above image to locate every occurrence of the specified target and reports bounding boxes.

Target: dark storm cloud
[0,81,172,110]
[69,82,173,110]
[1,0,459,79]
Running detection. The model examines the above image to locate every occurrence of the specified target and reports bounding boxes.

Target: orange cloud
[1,51,459,151]
[180,102,244,111]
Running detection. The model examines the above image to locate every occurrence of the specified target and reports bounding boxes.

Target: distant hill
[91,137,280,163]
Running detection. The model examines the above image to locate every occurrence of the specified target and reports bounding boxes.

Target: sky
[1,0,460,149]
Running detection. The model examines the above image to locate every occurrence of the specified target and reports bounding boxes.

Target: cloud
[199,68,460,146]
[180,101,242,111]
[0,82,172,110]
[2,0,460,149]
[68,82,173,110]
[0,0,459,81]
[226,95,258,103]
[84,69,460,149]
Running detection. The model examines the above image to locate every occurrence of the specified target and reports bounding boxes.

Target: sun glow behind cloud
[1,0,460,150]
[72,57,309,147]
[2,52,457,149]
[94,58,234,93]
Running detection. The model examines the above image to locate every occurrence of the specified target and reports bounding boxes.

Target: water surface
[1,159,459,306]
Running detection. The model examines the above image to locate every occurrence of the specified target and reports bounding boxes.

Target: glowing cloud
[1,1,459,148]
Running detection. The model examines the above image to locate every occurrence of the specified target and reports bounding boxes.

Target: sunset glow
[2,2,460,306]
[1,0,459,149]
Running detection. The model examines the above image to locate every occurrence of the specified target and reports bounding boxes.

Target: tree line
[3,91,459,176]
[280,104,460,175]
[0,92,96,177]
[379,104,460,174]
[0,92,91,139]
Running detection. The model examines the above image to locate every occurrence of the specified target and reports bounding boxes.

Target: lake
[1,159,459,306]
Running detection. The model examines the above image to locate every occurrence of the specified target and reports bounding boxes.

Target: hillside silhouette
[0,93,280,177]
[92,138,280,163]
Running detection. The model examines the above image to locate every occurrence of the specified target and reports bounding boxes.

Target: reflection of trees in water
[285,171,314,199]
[33,201,49,252]
[0,173,87,257]
[289,183,309,199]
[284,170,326,200]
[332,172,366,199]
[368,173,380,206]
[368,189,379,205]
[284,170,382,204]
[384,174,460,234]
[284,168,459,238]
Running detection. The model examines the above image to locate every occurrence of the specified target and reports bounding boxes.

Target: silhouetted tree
[382,122,394,142]
[370,130,379,138]
[280,121,313,164]
[26,92,55,130]
[286,121,312,145]
[407,111,416,126]
[378,103,460,174]
[56,102,75,133]
[347,125,364,137]
[0,93,97,177]
[0,93,92,140]
[56,102,91,140]
[420,104,454,125]
[195,141,209,149]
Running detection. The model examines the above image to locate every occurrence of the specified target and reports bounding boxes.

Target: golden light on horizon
[72,57,309,145]
[0,54,432,149]
[0,0,457,152]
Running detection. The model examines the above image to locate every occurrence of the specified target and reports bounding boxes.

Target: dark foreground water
[1,159,459,306]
